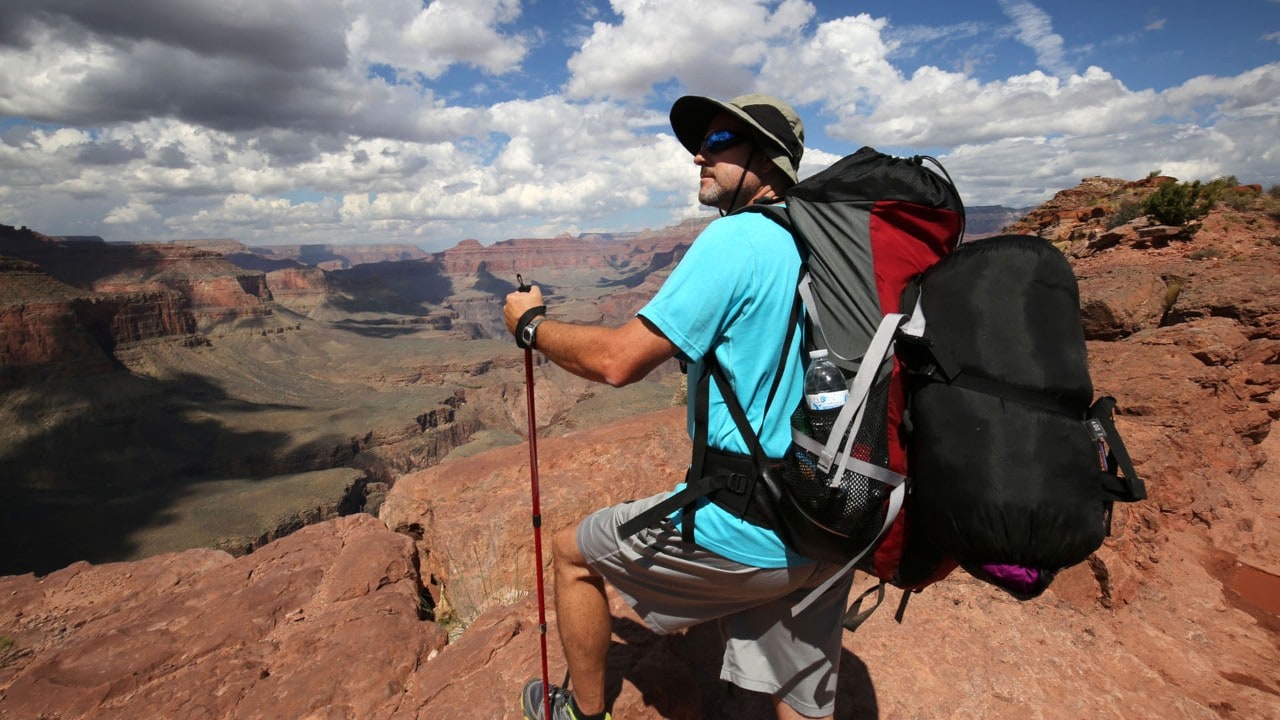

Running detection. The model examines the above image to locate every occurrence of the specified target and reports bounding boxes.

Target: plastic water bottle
[803,349,848,443]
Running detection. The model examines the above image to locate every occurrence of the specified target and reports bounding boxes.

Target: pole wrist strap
[515,306,547,349]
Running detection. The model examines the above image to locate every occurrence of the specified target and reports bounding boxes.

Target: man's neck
[749,185,782,205]
[728,185,780,211]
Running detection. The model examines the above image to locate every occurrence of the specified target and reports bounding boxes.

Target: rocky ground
[1,180,1278,718]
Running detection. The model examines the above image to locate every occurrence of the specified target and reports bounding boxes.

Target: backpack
[755,147,968,626]
[620,147,1145,629]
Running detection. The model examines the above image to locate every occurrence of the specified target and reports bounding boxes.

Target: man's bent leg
[552,521,610,716]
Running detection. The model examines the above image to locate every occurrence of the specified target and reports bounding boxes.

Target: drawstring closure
[721,146,756,216]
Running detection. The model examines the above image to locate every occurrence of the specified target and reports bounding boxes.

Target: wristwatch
[519,314,546,349]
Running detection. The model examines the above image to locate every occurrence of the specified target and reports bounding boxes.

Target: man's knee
[551,522,587,568]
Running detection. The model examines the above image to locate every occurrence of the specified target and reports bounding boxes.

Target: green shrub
[1142,176,1237,226]
[1221,189,1255,212]
[1269,184,1280,200]
[1143,182,1200,225]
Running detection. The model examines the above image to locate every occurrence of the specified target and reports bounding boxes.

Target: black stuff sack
[896,234,1146,598]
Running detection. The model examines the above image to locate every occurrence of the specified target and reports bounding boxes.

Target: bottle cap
[809,348,828,360]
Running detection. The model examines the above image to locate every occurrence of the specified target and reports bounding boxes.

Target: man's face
[695,113,758,211]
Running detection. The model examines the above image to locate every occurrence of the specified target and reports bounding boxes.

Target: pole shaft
[524,348,552,720]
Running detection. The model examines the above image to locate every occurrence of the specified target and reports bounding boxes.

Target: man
[505,94,849,720]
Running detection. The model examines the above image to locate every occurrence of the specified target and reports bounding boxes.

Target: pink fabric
[979,563,1041,595]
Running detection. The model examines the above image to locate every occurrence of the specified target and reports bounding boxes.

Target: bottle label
[806,390,848,411]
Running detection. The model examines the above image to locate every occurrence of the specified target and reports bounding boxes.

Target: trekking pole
[516,274,553,720]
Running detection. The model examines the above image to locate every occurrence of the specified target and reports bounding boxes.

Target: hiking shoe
[520,678,611,720]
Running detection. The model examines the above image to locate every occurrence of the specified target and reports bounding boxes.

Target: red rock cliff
[1,225,274,370]
[0,256,195,377]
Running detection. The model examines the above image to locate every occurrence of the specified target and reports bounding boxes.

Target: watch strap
[515,306,546,349]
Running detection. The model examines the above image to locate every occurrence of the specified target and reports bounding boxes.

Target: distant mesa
[0,220,707,383]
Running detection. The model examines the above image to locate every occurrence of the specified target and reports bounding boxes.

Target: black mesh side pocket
[780,372,893,552]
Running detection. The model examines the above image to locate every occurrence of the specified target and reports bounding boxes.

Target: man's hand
[505,284,545,336]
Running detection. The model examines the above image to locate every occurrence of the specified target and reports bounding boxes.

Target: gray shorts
[577,492,853,717]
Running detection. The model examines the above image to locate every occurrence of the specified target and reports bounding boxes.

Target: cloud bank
[0,0,1275,248]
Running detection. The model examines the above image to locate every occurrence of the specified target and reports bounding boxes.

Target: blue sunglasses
[699,129,748,156]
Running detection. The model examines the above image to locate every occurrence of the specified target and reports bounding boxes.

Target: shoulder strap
[611,304,798,540]
[618,207,804,542]
[615,354,789,542]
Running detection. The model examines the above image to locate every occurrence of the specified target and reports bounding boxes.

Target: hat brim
[670,96,734,156]
[669,95,799,183]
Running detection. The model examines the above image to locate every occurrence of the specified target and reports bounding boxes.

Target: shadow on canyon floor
[326,261,454,315]
[0,370,349,576]
[332,319,432,339]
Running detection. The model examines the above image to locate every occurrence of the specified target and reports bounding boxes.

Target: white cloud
[939,74,1280,209]
[997,0,1074,77]
[104,202,162,225]
[353,0,528,79]
[0,1,1276,248]
[836,65,1155,147]
[759,13,902,116]
[565,0,813,100]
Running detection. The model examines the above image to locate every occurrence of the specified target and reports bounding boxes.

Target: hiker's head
[670,93,804,211]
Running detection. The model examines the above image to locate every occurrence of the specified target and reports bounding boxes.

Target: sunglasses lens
[701,130,742,154]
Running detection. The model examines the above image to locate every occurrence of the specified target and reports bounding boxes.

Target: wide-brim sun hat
[670,93,804,184]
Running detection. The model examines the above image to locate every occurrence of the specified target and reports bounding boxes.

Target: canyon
[0,220,692,576]
[0,179,1278,719]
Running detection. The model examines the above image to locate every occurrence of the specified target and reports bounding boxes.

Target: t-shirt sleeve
[637,219,754,365]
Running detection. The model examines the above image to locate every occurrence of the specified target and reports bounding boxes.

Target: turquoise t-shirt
[638,210,807,568]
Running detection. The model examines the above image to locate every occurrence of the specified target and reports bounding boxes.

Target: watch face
[521,317,540,346]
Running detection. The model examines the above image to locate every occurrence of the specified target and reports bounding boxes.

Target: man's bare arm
[504,285,678,386]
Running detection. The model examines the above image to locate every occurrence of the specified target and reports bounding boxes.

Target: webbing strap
[788,312,910,619]
[1088,396,1146,501]
[790,431,906,488]
[948,374,1082,416]
[682,365,715,543]
[620,346,792,542]
[790,477,906,618]
[796,273,832,362]
[893,588,914,623]
[709,362,774,470]
[617,471,723,539]
[840,581,886,632]
[814,312,904,474]
[763,284,804,421]
[618,365,717,542]
[700,360,790,538]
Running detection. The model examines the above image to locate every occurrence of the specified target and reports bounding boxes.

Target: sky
[0,0,1277,251]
